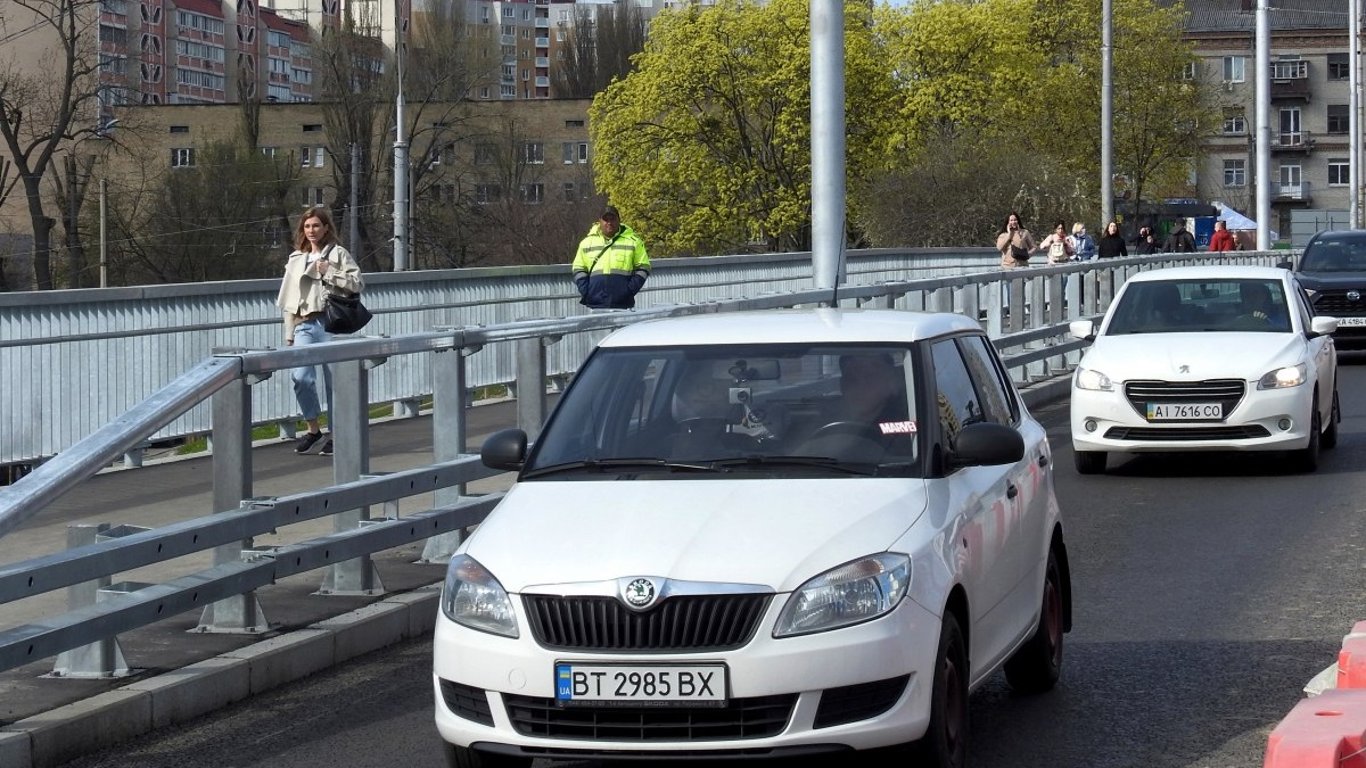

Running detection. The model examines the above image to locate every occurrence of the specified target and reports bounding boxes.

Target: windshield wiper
[521,458,726,479]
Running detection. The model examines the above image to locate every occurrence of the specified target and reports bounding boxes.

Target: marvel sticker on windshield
[878,420,917,435]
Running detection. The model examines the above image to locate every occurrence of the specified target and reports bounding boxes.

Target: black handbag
[322,291,372,334]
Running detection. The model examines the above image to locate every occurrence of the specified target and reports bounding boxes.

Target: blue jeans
[291,317,332,425]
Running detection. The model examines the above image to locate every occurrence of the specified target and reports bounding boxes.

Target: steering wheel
[809,421,878,440]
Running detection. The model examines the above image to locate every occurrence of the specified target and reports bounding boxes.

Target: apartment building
[1186,0,1357,237]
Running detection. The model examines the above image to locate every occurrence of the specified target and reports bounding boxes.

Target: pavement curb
[0,583,442,768]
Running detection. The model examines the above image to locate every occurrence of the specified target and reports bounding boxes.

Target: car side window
[931,339,986,450]
[956,335,1018,426]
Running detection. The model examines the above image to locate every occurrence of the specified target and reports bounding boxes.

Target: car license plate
[1336,317,1366,327]
[1146,402,1222,421]
[555,663,727,706]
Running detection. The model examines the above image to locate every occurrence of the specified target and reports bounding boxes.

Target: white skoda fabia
[433,309,1070,768]
[1069,265,1339,475]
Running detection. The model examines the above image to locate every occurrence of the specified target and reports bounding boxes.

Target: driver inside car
[668,365,750,458]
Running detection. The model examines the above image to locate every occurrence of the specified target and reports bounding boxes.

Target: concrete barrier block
[123,656,251,729]
[1265,689,1366,768]
[0,730,31,768]
[14,689,150,768]
[222,629,335,695]
[314,601,409,663]
[384,586,441,637]
[1338,621,1366,690]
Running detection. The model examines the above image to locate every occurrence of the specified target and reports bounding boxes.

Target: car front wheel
[1074,450,1106,475]
[1322,389,1340,450]
[1003,549,1065,693]
[443,744,531,768]
[911,613,969,768]
[1292,403,1321,474]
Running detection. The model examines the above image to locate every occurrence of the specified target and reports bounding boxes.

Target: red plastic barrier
[1339,621,1366,690]
[1264,690,1366,768]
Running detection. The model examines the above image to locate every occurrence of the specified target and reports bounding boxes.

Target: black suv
[1292,230,1366,349]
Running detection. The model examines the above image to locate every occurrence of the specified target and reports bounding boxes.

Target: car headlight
[773,553,910,638]
[1257,363,1307,390]
[1075,367,1114,392]
[441,555,519,637]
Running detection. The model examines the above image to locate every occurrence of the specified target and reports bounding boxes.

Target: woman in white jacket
[275,206,364,455]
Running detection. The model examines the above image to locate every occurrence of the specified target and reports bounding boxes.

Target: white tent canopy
[1212,201,1278,240]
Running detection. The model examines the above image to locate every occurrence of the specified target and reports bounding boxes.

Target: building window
[1180,61,1196,81]
[474,143,497,165]
[1329,160,1350,187]
[1328,104,1349,134]
[171,147,195,167]
[562,142,588,164]
[1329,53,1349,81]
[475,184,501,203]
[565,119,585,128]
[1223,159,1245,187]
[99,24,128,46]
[301,187,324,206]
[1222,115,1246,135]
[563,182,576,202]
[479,86,490,99]
[300,146,325,167]
[522,142,544,164]
[261,146,277,158]
[1223,56,1245,83]
[520,183,544,204]
[169,125,189,134]
[303,123,322,132]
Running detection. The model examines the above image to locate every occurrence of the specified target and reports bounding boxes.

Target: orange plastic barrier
[1339,621,1366,690]
[1264,690,1366,768]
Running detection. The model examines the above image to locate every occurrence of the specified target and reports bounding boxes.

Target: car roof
[598,308,983,348]
[1308,230,1366,244]
[1126,265,1290,283]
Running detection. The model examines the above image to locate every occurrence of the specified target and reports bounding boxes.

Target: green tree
[589,0,895,256]
[553,3,649,99]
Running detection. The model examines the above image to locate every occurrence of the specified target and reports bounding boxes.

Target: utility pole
[1100,0,1114,229]
[99,179,107,288]
[1255,0,1271,250]
[810,0,844,293]
[350,143,360,250]
[392,3,409,272]
[1352,0,1361,229]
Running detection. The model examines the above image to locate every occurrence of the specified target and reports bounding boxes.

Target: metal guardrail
[0,250,1283,675]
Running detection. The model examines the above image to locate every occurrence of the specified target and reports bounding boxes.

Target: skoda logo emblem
[622,578,657,609]
[1349,290,1362,303]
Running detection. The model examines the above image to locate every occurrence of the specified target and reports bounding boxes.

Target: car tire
[1322,389,1340,450]
[1292,404,1321,474]
[443,744,531,768]
[1073,450,1106,475]
[910,612,969,768]
[1004,549,1065,694]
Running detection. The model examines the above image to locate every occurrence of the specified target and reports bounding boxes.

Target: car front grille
[523,594,771,652]
[503,692,796,741]
[1310,290,1366,316]
[1123,379,1245,421]
[1104,425,1271,441]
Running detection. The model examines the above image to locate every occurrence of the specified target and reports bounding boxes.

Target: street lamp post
[1100,0,1114,229]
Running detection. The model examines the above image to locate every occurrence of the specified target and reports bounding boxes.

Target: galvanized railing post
[421,342,474,563]
[319,356,385,596]
[50,523,131,677]
[516,336,550,442]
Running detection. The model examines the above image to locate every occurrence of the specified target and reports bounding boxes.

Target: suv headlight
[441,555,519,637]
[1257,363,1307,390]
[1075,367,1114,392]
[773,553,910,638]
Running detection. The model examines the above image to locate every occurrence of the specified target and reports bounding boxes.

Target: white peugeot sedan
[1069,265,1338,474]
[434,309,1071,768]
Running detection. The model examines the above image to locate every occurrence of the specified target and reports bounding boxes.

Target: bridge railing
[0,250,1283,675]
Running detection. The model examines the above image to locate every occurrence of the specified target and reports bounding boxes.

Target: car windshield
[1300,236,1366,273]
[1104,279,1292,335]
[525,344,922,478]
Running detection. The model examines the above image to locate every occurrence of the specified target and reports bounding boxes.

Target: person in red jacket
[1208,220,1237,252]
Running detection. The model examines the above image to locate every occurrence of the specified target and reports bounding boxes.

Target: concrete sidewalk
[0,402,521,768]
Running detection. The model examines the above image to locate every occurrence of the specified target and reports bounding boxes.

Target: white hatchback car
[434,309,1071,768]
[1069,265,1339,474]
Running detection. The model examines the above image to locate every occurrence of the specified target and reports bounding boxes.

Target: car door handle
[1007,483,1019,499]
[1038,455,1050,467]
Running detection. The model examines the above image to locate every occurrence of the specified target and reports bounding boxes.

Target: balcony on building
[535,56,549,68]
[1269,59,1310,101]
[1274,181,1311,203]
[535,36,549,48]
[1270,130,1313,153]
[535,76,550,88]
[535,17,549,28]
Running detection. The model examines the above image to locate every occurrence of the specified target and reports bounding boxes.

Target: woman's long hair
[293,206,340,253]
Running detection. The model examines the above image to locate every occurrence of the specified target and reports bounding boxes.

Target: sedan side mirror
[1068,319,1095,341]
[949,422,1026,468]
[1309,316,1339,337]
[482,428,529,471]
[1277,259,1293,270]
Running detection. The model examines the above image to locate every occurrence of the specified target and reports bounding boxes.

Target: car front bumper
[1070,381,1315,454]
[432,595,942,759]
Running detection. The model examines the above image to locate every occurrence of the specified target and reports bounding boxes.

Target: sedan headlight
[773,553,910,638]
[1257,363,1307,390]
[441,555,518,637]
[1075,367,1114,392]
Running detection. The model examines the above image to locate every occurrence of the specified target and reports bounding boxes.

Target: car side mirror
[1277,259,1293,270]
[1068,319,1095,341]
[949,422,1026,468]
[1309,316,1339,337]
[482,428,529,471]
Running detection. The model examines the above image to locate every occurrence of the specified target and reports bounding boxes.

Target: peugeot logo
[1179,364,1190,374]
[1349,290,1362,303]
[621,578,658,610]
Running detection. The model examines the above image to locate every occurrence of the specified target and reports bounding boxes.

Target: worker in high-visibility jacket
[572,205,651,309]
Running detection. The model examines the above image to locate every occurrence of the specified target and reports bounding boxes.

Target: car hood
[462,479,928,593]
[1296,272,1366,291]
[1083,333,1304,380]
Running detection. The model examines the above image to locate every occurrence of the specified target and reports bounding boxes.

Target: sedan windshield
[1300,236,1366,273]
[1104,279,1292,335]
[526,344,921,478]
